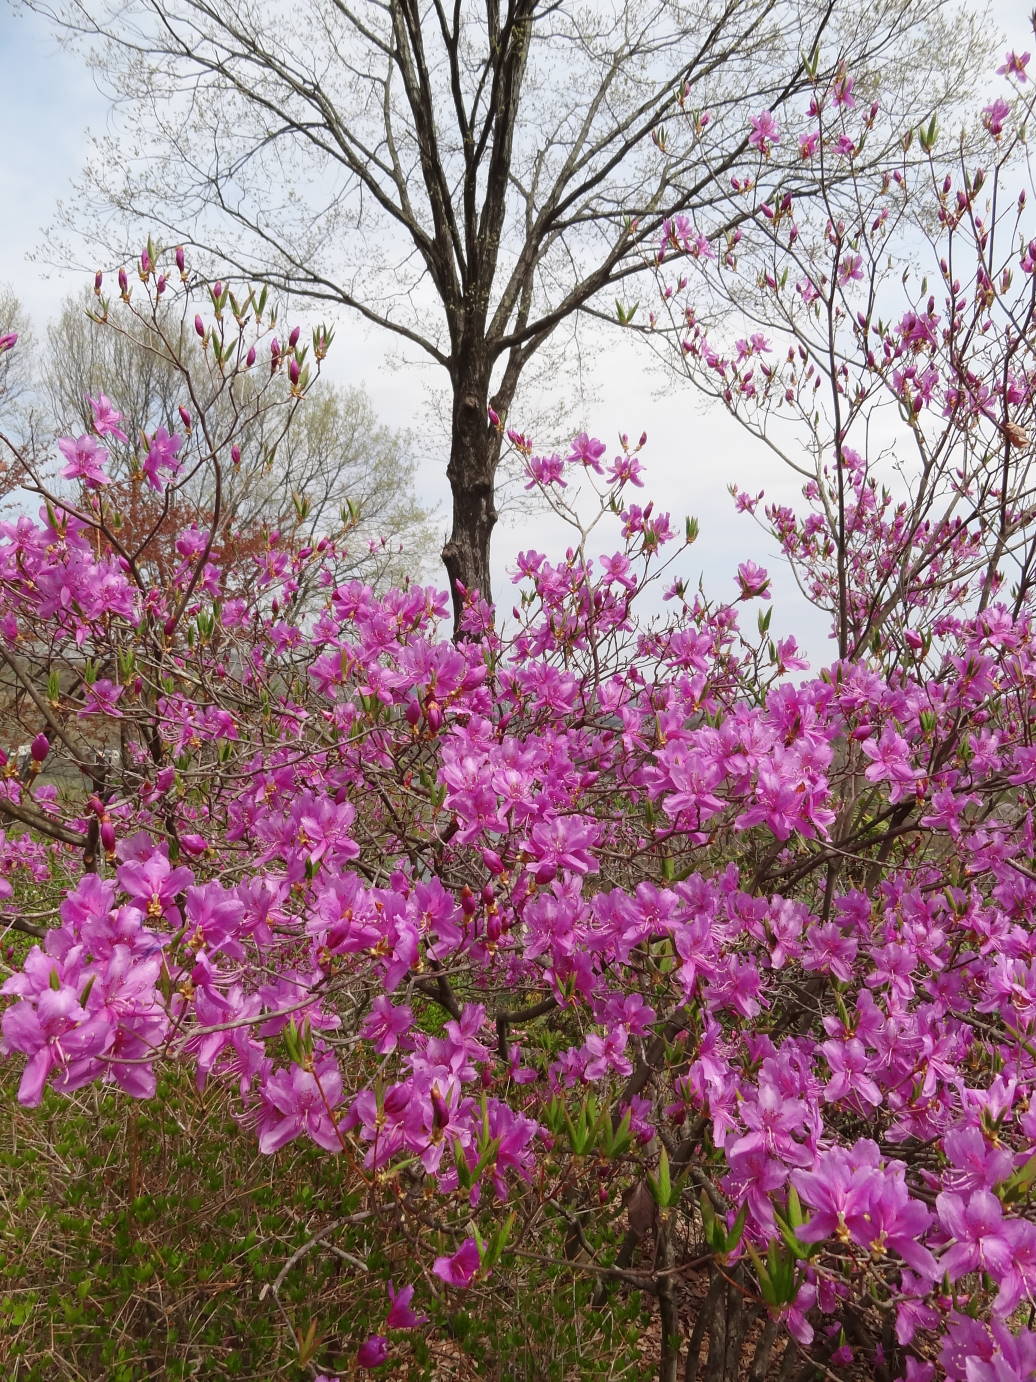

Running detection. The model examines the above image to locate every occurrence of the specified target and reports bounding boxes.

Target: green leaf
[648,1145,673,1208]
[724,1201,748,1254]
[785,1184,805,1229]
[483,1211,515,1268]
[773,1207,814,1261]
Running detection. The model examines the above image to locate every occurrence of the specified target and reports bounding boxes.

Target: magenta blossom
[567,432,607,472]
[142,426,184,490]
[0,954,113,1106]
[748,110,780,153]
[386,1281,428,1329]
[87,393,129,443]
[837,252,864,285]
[356,1335,389,1369]
[997,50,1030,82]
[432,1237,481,1288]
[58,434,110,487]
[831,69,855,107]
[983,98,1011,138]
[936,1190,1016,1281]
[736,560,770,600]
[359,996,413,1054]
[253,1055,344,1154]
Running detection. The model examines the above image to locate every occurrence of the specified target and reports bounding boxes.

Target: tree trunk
[442,349,499,637]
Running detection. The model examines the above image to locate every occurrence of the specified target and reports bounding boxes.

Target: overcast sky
[0,0,1030,663]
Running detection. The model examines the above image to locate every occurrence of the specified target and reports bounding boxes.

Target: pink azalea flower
[79,679,124,717]
[432,1237,481,1288]
[837,252,864,285]
[58,434,110,487]
[832,69,855,108]
[1,959,113,1106]
[142,426,184,490]
[87,393,129,443]
[356,1335,390,1369]
[386,1281,428,1329]
[936,1190,1016,1281]
[524,451,566,489]
[998,50,1030,82]
[983,98,1011,138]
[567,432,606,472]
[254,1056,344,1154]
[360,996,413,1054]
[736,560,770,600]
[748,111,780,154]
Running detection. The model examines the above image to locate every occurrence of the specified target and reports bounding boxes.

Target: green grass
[0,1059,656,1381]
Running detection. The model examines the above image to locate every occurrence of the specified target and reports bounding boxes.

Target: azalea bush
[5,55,1036,1382]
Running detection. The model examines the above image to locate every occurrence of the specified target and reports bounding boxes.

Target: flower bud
[288,325,301,347]
[100,820,116,855]
[156,275,167,295]
[430,1084,450,1133]
[245,345,256,368]
[482,848,504,876]
[0,334,17,354]
[289,357,301,387]
[30,733,49,764]
[231,445,241,465]
[94,271,103,294]
[118,267,128,295]
[178,405,192,432]
[175,246,186,274]
[195,315,205,338]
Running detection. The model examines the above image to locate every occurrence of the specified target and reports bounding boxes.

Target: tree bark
[442,346,500,636]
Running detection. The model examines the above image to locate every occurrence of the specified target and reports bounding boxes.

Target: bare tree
[40,291,436,589]
[28,0,982,626]
[0,286,34,448]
